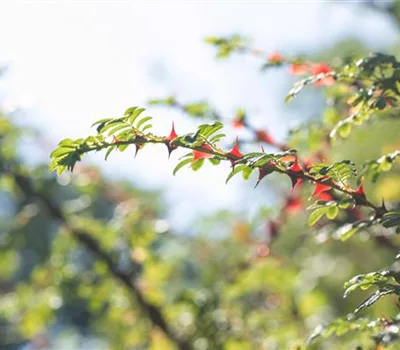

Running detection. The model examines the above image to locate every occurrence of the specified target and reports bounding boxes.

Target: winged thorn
[193,145,213,162]
[310,182,332,199]
[165,122,178,157]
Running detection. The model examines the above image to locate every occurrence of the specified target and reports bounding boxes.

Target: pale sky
[0,1,397,231]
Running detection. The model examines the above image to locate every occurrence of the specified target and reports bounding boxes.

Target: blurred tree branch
[1,160,191,350]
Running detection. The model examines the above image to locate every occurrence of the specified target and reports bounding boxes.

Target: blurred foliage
[2,3,400,350]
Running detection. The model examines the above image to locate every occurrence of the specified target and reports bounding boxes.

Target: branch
[55,131,383,215]
[9,169,192,350]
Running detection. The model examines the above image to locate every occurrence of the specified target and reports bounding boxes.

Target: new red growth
[255,130,276,145]
[284,195,303,214]
[311,63,335,86]
[268,52,284,64]
[232,120,245,128]
[315,191,333,202]
[289,63,310,76]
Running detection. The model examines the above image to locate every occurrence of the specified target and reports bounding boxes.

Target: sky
[0,1,398,231]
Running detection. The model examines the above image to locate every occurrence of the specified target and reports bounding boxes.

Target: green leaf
[326,205,339,220]
[50,147,74,159]
[343,271,394,299]
[191,158,204,171]
[361,150,400,182]
[136,116,153,130]
[105,145,116,160]
[208,158,220,166]
[307,317,374,345]
[58,138,77,148]
[173,158,192,176]
[56,165,66,176]
[49,159,61,173]
[308,207,327,227]
[124,106,137,116]
[117,144,129,152]
[183,102,209,117]
[85,135,102,145]
[309,160,356,184]
[242,166,253,180]
[107,124,131,137]
[128,107,146,124]
[141,124,153,132]
[97,119,124,133]
[225,165,249,184]
[52,151,82,174]
[381,212,400,231]
[147,96,176,106]
[338,122,352,138]
[338,198,355,209]
[379,158,392,172]
[209,133,226,143]
[199,122,223,139]
[336,224,359,241]
[91,118,114,127]
[285,94,294,103]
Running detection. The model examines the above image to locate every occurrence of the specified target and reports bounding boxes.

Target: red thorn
[381,198,387,211]
[255,130,276,145]
[284,195,303,214]
[287,157,303,190]
[165,122,178,157]
[315,191,333,201]
[193,145,213,162]
[165,122,178,141]
[228,137,243,169]
[289,156,303,173]
[267,220,280,238]
[134,144,143,158]
[132,135,146,158]
[310,181,332,199]
[353,178,366,197]
[254,162,275,188]
[166,144,177,158]
[288,174,303,191]
[228,137,243,158]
